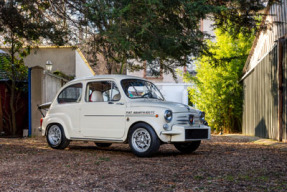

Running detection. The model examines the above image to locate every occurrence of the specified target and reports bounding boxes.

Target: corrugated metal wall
[282,40,287,141]
[243,1,287,141]
[247,2,287,71]
[243,46,278,139]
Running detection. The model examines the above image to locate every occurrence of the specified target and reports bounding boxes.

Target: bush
[184,29,253,133]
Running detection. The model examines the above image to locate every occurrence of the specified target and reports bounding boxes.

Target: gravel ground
[0,135,287,192]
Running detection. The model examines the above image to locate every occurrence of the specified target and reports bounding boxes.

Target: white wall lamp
[46,60,53,72]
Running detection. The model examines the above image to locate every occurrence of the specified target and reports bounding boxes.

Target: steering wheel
[141,92,152,98]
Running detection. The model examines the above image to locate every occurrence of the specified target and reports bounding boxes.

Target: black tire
[174,141,201,153]
[128,123,160,157]
[46,124,70,149]
[95,143,112,148]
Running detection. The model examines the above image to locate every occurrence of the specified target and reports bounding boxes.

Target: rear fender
[44,115,71,139]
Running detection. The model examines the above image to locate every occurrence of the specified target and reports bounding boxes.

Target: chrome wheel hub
[48,125,62,146]
[132,128,151,152]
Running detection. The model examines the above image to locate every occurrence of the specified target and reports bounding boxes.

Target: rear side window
[86,81,120,102]
[57,83,82,104]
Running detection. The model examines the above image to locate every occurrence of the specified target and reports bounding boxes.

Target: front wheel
[46,124,70,149]
[129,123,160,157]
[174,141,201,153]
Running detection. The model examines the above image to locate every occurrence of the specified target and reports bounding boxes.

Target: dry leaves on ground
[0,136,286,192]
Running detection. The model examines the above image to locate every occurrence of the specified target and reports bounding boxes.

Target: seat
[90,91,103,102]
[112,94,121,101]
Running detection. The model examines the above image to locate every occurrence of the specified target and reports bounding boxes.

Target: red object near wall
[0,81,28,136]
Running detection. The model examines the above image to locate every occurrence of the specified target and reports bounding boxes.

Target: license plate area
[185,129,208,140]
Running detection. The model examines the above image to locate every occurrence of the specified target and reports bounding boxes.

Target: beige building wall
[1,47,78,76]
[24,47,76,76]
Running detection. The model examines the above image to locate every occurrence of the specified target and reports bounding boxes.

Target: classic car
[39,75,211,157]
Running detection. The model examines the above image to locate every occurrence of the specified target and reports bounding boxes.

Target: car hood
[129,100,199,113]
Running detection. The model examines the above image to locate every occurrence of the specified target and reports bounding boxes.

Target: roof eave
[242,5,271,74]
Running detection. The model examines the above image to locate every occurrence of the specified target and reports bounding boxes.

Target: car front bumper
[161,124,211,142]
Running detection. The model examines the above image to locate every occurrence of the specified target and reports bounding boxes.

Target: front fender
[125,116,171,143]
[124,106,206,143]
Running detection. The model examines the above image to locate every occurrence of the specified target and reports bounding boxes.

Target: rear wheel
[174,141,201,153]
[95,143,112,148]
[129,123,160,157]
[46,124,70,149]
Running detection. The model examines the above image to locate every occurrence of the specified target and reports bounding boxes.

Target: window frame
[57,83,83,104]
[85,80,121,103]
[120,78,164,100]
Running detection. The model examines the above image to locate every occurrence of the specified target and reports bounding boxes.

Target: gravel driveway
[0,136,286,192]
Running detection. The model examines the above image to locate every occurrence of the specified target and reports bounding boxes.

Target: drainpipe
[28,68,32,137]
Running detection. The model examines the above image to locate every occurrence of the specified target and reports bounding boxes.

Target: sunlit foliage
[184,29,254,133]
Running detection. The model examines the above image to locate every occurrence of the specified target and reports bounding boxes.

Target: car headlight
[164,110,173,122]
[200,111,205,120]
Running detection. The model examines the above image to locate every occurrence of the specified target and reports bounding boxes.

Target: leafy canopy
[0,0,69,59]
[183,29,254,133]
[79,0,272,73]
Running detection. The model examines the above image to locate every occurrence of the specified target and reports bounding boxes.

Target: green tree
[183,29,254,133]
[40,0,276,75]
[0,0,68,135]
[78,0,274,75]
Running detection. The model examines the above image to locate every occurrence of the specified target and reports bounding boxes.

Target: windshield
[121,79,164,100]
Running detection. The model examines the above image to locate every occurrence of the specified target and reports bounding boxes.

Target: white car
[39,75,211,157]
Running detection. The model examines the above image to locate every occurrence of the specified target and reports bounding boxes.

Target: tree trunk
[10,34,17,136]
[119,56,127,74]
[119,62,125,74]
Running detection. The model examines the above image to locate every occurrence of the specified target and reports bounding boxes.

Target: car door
[80,80,126,139]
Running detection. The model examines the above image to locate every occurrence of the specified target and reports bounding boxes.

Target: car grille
[176,115,189,124]
[185,129,209,140]
[176,115,200,125]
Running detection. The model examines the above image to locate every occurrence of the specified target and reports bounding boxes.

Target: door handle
[116,102,124,105]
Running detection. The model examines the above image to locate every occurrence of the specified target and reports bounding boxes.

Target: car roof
[68,74,144,84]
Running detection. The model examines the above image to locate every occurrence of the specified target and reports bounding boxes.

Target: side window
[57,83,82,104]
[86,81,121,102]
